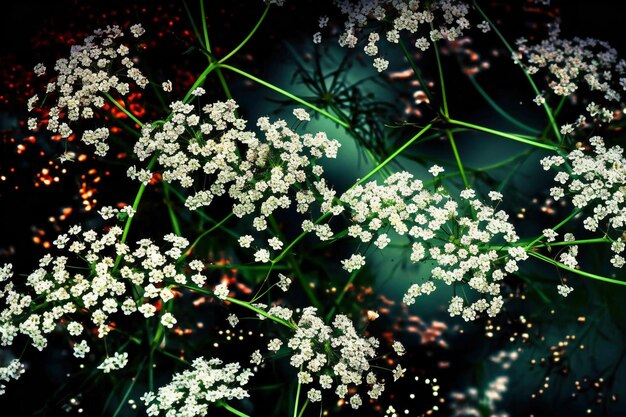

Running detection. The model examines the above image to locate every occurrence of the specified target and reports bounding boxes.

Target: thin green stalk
[431,37,448,117]
[524,209,580,250]
[177,212,235,262]
[325,269,360,322]
[199,0,210,53]
[199,0,234,101]
[293,370,303,417]
[528,251,626,286]
[225,296,297,330]
[219,64,350,128]
[356,123,433,185]
[222,403,252,417]
[182,62,218,104]
[167,186,240,239]
[113,154,158,271]
[530,237,612,249]
[296,399,309,417]
[448,118,560,151]
[468,75,540,134]
[268,216,322,309]
[473,0,562,143]
[163,184,182,236]
[218,4,271,64]
[398,38,436,105]
[170,282,297,329]
[103,92,144,127]
[447,130,469,188]
[473,148,534,172]
[111,359,146,417]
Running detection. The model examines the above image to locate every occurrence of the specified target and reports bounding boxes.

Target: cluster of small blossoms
[27,24,148,156]
[142,357,253,417]
[339,171,523,321]
[274,306,398,408]
[131,101,343,260]
[327,0,485,71]
[0,224,206,370]
[517,26,626,124]
[542,137,626,268]
[0,358,24,396]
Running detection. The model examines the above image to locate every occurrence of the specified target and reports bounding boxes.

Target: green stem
[528,251,626,286]
[218,4,271,64]
[357,123,433,185]
[432,37,448,117]
[199,0,210,53]
[225,296,297,330]
[163,184,182,236]
[296,399,309,417]
[473,0,562,143]
[177,212,235,262]
[222,403,252,417]
[524,209,580,250]
[398,38,436,105]
[113,154,158,271]
[218,64,350,128]
[111,358,146,417]
[325,269,360,322]
[182,62,218,104]
[448,118,560,151]
[468,75,540,134]
[530,237,612,249]
[293,370,302,417]
[447,130,469,188]
[103,92,144,127]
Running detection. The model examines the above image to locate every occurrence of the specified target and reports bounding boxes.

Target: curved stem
[177,212,235,263]
[222,403,252,417]
[113,154,158,271]
[447,130,469,188]
[468,75,540,134]
[103,92,144,127]
[473,0,562,143]
[218,4,271,64]
[524,209,580,250]
[528,251,626,286]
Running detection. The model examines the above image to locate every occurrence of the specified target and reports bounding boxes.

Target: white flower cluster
[131,101,342,259]
[27,24,148,156]
[339,171,522,321]
[517,26,626,124]
[142,357,253,417]
[542,137,626,267]
[284,306,392,408]
[0,225,205,361]
[331,0,482,71]
[0,358,25,396]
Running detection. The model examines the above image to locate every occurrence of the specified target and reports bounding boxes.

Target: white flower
[160,312,177,328]
[267,338,283,351]
[428,165,445,176]
[238,235,254,248]
[214,283,229,300]
[162,80,172,92]
[557,284,574,297]
[293,108,311,121]
[98,352,128,373]
[392,341,405,356]
[392,364,406,381]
